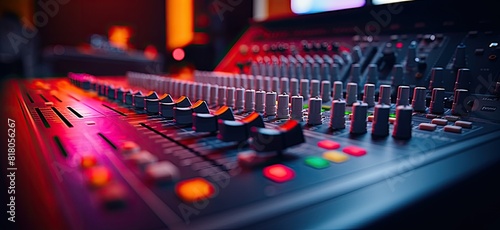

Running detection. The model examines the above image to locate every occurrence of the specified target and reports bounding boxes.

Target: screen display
[291,0,366,14]
[372,0,413,5]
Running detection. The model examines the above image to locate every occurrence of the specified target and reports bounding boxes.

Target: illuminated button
[121,141,140,154]
[304,156,330,169]
[455,120,472,129]
[145,161,179,183]
[419,123,437,131]
[342,146,367,157]
[45,102,54,106]
[175,178,215,202]
[263,164,295,183]
[317,140,340,150]
[323,151,349,163]
[431,118,448,126]
[80,154,97,168]
[85,166,112,187]
[444,125,462,133]
[367,115,374,122]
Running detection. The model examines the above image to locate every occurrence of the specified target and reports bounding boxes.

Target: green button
[304,156,330,169]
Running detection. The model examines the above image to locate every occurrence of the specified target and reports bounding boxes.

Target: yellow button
[323,151,349,163]
[175,178,215,202]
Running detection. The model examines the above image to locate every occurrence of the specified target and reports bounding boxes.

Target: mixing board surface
[3,1,500,229]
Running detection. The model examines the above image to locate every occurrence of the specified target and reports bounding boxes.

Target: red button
[263,164,295,183]
[342,146,367,156]
[317,140,340,150]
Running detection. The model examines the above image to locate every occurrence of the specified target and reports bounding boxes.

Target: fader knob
[350,102,368,134]
[392,105,413,140]
[371,104,390,137]
[321,81,331,102]
[363,84,375,107]
[451,89,470,115]
[429,67,444,89]
[452,44,467,70]
[310,80,320,98]
[218,86,227,106]
[330,100,346,130]
[277,94,290,119]
[379,85,391,105]
[133,91,145,110]
[145,91,160,114]
[290,78,299,96]
[280,77,289,94]
[235,88,245,111]
[455,68,471,91]
[226,87,235,108]
[173,107,193,125]
[350,64,361,84]
[265,92,277,116]
[392,64,404,87]
[411,87,427,112]
[346,83,358,106]
[366,64,378,85]
[429,88,445,114]
[290,96,304,121]
[300,79,310,99]
[396,86,410,106]
[255,90,265,113]
[307,97,322,125]
[244,90,255,112]
[193,113,218,133]
[218,120,248,142]
[333,81,343,100]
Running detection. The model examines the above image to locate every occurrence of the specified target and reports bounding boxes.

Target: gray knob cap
[392,64,404,87]
[379,85,391,105]
[333,81,343,100]
[307,97,323,125]
[218,86,227,106]
[290,78,299,96]
[210,84,218,106]
[363,84,375,107]
[265,91,277,116]
[300,79,310,99]
[411,87,427,112]
[272,77,280,93]
[244,89,255,112]
[366,64,378,85]
[290,95,303,121]
[235,87,245,110]
[255,90,265,113]
[277,94,290,119]
[226,87,235,108]
[396,86,410,106]
[346,82,358,106]
[280,77,289,94]
[350,63,361,84]
[310,79,320,98]
[330,100,346,130]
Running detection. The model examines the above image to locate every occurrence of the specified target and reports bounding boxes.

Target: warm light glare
[108,26,132,50]
[172,48,185,61]
[175,178,215,202]
[166,0,194,49]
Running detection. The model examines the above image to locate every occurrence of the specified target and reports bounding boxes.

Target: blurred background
[0,0,259,78]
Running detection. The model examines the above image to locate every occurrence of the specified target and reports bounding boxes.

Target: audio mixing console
[3,1,500,229]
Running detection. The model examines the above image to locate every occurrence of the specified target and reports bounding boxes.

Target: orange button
[85,166,112,187]
[80,154,97,168]
[175,178,215,202]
